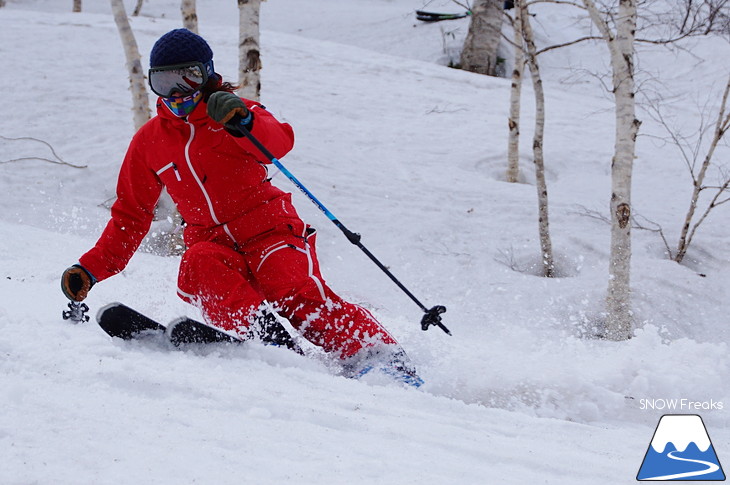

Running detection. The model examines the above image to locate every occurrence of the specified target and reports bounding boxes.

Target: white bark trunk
[507,0,525,183]
[521,4,554,278]
[110,0,151,131]
[238,0,262,101]
[111,0,183,256]
[132,0,144,16]
[181,0,198,33]
[73,0,81,12]
[583,0,639,340]
[676,76,730,263]
[460,0,503,76]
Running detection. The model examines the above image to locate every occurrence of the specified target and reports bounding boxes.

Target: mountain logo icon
[637,414,726,481]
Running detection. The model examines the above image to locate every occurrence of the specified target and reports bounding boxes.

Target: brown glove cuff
[220,106,249,125]
[61,265,95,302]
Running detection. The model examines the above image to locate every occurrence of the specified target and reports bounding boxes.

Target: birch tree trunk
[521,3,555,278]
[110,0,151,131]
[238,0,262,101]
[583,0,639,340]
[181,0,198,33]
[460,0,503,76]
[507,0,525,183]
[132,0,145,16]
[111,0,183,257]
[675,76,730,263]
[73,0,81,12]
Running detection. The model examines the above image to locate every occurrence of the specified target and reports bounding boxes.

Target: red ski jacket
[80,96,296,281]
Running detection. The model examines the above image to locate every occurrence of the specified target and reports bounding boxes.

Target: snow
[1,0,729,483]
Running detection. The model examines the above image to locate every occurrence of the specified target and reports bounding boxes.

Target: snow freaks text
[639,399,724,411]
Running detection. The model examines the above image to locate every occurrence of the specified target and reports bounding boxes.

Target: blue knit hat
[150,29,213,68]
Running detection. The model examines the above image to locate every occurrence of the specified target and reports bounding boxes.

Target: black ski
[97,302,166,340]
[415,10,471,22]
[96,302,303,353]
[167,316,240,346]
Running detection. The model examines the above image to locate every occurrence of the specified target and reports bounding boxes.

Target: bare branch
[528,0,586,8]
[684,178,730,250]
[495,246,532,273]
[536,35,603,55]
[571,205,674,257]
[631,213,674,258]
[674,75,730,262]
[0,135,87,169]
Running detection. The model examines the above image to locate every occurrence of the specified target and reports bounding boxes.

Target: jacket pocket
[156,162,182,182]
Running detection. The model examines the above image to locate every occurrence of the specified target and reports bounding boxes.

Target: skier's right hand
[61,264,96,302]
[207,91,250,127]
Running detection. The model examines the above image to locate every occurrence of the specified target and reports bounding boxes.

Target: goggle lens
[149,62,208,98]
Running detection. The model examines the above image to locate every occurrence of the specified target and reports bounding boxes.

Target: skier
[61,28,421,385]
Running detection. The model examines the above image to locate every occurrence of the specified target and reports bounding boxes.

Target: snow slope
[1,1,729,483]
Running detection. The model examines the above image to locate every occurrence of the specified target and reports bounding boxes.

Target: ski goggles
[148,61,212,98]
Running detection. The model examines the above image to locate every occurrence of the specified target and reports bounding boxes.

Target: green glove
[207,91,251,127]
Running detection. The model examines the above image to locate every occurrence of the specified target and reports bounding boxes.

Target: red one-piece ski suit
[79,96,396,359]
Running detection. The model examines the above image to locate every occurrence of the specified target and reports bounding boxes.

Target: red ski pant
[176,227,396,359]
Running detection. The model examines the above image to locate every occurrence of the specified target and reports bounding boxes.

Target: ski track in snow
[1,1,729,483]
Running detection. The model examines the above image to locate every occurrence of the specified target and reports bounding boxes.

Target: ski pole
[233,119,450,335]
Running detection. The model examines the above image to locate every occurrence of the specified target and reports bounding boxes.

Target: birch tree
[519,1,555,277]
[506,2,598,182]
[238,0,263,100]
[110,1,186,257]
[110,0,150,131]
[73,0,81,12]
[506,0,525,183]
[460,0,503,75]
[670,76,730,263]
[582,0,638,341]
[506,1,600,275]
[181,0,198,33]
[132,0,145,16]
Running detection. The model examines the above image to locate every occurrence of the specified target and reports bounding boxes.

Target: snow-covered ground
[1,0,728,483]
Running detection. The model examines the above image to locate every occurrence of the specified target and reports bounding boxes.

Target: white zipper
[183,121,239,246]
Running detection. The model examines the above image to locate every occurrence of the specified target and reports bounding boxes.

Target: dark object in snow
[415,10,471,22]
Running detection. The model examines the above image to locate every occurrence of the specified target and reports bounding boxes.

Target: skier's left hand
[61,264,95,302]
[207,91,250,127]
